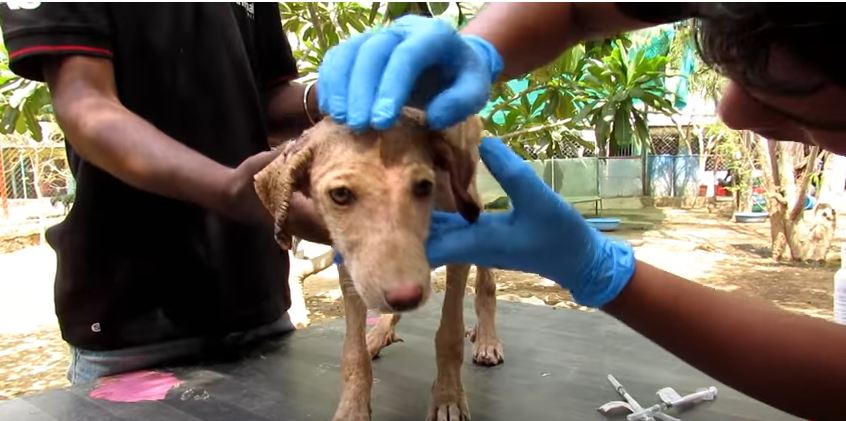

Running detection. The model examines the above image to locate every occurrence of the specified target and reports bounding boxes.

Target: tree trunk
[734,131,756,212]
[759,138,819,261]
[760,138,788,260]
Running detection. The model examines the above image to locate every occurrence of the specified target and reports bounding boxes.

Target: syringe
[626,386,718,421]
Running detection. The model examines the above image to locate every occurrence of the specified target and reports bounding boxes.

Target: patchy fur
[254,108,503,420]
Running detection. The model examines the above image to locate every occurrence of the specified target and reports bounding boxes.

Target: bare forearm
[603,261,846,420]
[61,97,234,213]
[461,3,656,79]
[265,82,321,142]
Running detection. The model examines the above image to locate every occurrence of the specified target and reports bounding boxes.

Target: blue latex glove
[317,15,503,131]
[426,138,636,308]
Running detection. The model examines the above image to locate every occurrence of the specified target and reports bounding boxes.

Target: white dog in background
[805,203,837,263]
[286,237,335,328]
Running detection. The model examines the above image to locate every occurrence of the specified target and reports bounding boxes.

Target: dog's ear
[254,129,318,250]
[431,115,484,223]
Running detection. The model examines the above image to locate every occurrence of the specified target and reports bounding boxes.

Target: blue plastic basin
[586,217,621,232]
[734,211,768,223]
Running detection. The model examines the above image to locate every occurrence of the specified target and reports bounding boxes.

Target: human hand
[317,15,503,131]
[426,138,636,308]
[220,150,282,227]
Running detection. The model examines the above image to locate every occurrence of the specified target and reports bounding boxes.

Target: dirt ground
[0,206,840,401]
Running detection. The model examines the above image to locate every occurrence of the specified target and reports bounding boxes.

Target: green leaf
[572,99,600,124]
[303,26,315,43]
[612,104,632,147]
[503,109,520,131]
[427,2,449,15]
[519,94,531,114]
[594,115,611,148]
[0,77,23,94]
[13,107,26,134]
[600,102,616,124]
[23,105,42,142]
[8,80,37,108]
[632,112,651,150]
[385,2,409,21]
[348,15,367,33]
[1,107,19,133]
[531,90,547,115]
[556,94,576,119]
[325,28,340,48]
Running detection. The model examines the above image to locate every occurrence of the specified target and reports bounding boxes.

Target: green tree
[573,40,676,156]
[483,36,677,159]
[0,35,53,142]
[280,2,476,77]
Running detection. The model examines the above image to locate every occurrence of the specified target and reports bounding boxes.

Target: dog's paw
[427,382,470,421]
[366,325,403,360]
[466,325,504,366]
[332,403,371,421]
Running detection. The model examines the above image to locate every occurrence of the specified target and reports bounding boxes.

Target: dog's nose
[385,283,423,311]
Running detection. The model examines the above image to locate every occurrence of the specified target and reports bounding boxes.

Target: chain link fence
[0,134,73,248]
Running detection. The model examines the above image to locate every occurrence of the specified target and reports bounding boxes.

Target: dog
[805,202,837,263]
[254,108,502,420]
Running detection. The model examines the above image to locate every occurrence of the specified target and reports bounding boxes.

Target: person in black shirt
[0,3,330,384]
[317,3,846,420]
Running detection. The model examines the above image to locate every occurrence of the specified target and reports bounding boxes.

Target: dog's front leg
[467,267,504,366]
[366,313,403,359]
[428,264,470,421]
[333,265,373,421]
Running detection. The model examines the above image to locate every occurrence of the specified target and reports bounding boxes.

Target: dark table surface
[0,295,800,421]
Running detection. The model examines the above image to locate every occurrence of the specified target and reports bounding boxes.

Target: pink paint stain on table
[89,370,181,403]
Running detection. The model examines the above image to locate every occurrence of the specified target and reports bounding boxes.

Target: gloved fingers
[425,63,490,130]
[426,211,510,268]
[430,210,471,232]
[371,20,458,130]
[478,137,551,208]
[426,225,481,268]
[345,31,404,131]
[317,33,371,122]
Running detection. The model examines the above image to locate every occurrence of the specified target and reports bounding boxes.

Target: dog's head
[254,108,482,313]
[815,202,837,224]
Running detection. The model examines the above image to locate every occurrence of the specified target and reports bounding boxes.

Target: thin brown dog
[254,108,503,421]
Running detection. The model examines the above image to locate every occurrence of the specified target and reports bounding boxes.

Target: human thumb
[426,211,482,267]
[478,138,550,209]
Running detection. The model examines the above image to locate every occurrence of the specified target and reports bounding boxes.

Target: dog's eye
[412,180,433,198]
[329,187,355,205]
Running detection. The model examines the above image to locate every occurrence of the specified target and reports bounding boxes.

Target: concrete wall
[601,158,642,198]
[477,158,601,204]
[476,155,707,207]
[648,155,705,198]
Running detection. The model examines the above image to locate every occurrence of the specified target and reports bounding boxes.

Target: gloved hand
[426,138,636,308]
[317,15,503,131]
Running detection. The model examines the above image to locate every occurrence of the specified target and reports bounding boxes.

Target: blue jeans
[67,313,295,385]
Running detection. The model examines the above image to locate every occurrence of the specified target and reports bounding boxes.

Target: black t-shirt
[0,3,298,351]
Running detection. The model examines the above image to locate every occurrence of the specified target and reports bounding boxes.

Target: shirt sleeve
[0,3,112,82]
[253,3,299,89]
[615,3,696,24]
